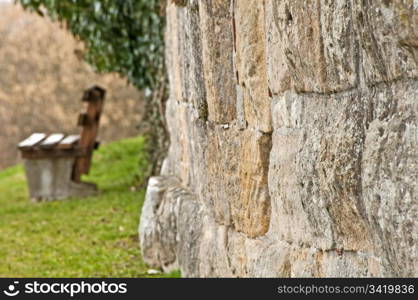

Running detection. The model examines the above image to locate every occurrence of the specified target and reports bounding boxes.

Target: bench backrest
[72,86,106,182]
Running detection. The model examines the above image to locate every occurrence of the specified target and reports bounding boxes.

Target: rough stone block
[233,129,272,237]
[204,124,240,225]
[165,2,206,108]
[266,0,358,93]
[265,0,292,94]
[354,0,418,84]
[139,176,203,276]
[199,0,236,123]
[361,81,418,276]
[234,0,272,132]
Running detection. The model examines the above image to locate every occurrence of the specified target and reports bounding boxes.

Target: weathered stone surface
[234,130,271,237]
[361,80,418,276]
[204,124,240,225]
[264,0,292,94]
[199,0,236,123]
[139,176,179,271]
[354,0,418,84]
[302,93,372,252]
[266,0,358,93]
[165,0,207,117]
[139,1,417,277]
[234,0,272,132]
[139,176,203,275]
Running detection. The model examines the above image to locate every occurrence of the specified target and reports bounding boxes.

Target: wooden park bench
[18,86,106,201]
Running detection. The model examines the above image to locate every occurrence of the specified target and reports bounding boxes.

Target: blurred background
[0,1,144,169]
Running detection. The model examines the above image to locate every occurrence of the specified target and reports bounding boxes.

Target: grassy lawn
[0,136,179,277]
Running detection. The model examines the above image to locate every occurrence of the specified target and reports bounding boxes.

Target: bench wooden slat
[57,135,80,149]
[39,133,65,149]
[18,133,47,150]
[21,147,87,160]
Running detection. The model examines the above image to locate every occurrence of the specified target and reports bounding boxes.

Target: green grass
[0,136,179,278]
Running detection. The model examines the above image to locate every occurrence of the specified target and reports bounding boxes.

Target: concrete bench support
[23,158,97,202]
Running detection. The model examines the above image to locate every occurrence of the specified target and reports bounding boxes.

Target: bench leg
[23,158,98,201]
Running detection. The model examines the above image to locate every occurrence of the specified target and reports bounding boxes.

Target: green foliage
[0,137,180,277]
[18,0,165,90]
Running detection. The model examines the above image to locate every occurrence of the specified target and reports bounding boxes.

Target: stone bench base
[24,158,97,201]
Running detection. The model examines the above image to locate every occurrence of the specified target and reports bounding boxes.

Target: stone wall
[139,0,417,277]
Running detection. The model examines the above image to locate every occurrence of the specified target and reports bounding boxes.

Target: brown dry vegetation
[0,3,144,169]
